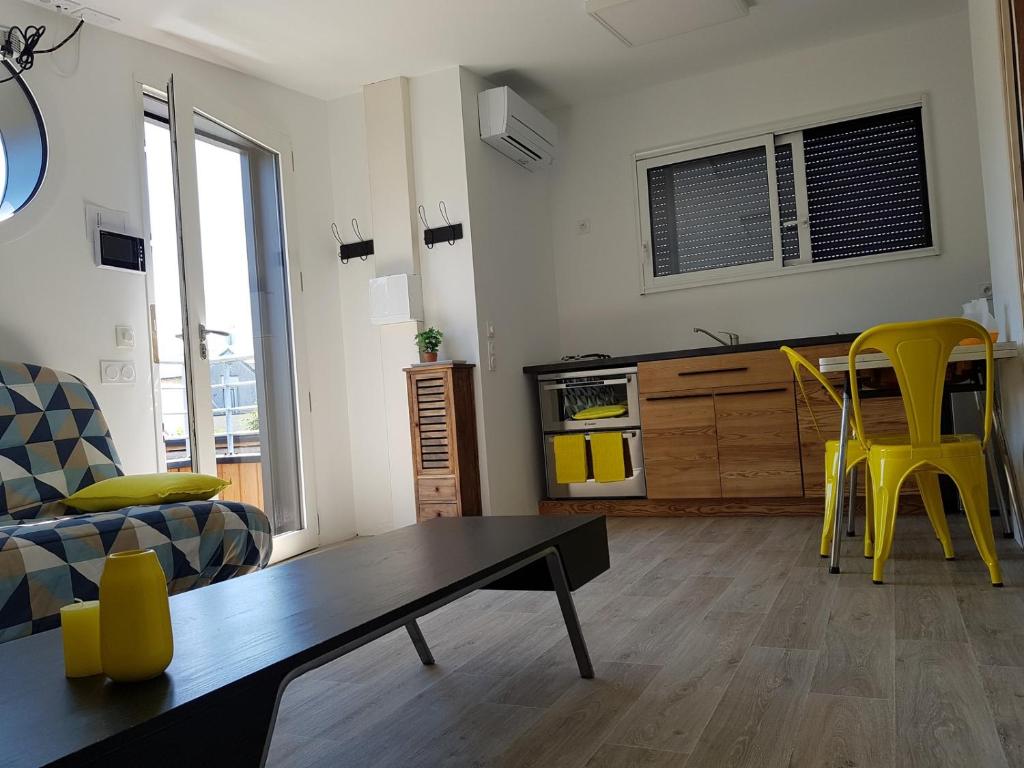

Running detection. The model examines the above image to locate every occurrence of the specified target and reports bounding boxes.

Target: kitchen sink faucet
[693,328,740,346]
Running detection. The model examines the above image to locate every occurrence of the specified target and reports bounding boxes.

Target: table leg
[406,620,435,665]
[830,381,852,574]
[992,394,1022,538]
[846,465,858,537]
[976,390,1016,538]
[546,549,594,679]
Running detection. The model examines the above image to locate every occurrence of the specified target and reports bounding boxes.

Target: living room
[2,1,1024,766]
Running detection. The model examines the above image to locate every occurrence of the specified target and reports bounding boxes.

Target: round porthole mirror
[0,61,48,222]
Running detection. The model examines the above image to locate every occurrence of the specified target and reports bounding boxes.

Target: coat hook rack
[418,201,464,249]
[333,219,374,264]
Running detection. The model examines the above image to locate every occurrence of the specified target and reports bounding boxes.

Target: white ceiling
[67,0,963,107]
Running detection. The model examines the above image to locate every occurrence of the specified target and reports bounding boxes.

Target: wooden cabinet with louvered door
[406,362,482,522]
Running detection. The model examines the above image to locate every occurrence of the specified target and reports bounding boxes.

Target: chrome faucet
[693,327,739,346]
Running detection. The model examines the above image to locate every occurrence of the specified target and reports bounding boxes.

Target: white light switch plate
[100,360,136,384]
[115,325,135,348]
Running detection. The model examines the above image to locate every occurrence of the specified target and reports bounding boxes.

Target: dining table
[818,341,1020,574]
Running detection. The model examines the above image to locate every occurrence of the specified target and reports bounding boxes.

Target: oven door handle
[542,378,630,391]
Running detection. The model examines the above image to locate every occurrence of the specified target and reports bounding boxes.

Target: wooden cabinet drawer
[639,350,792,395]
[417,476,457,501]
[417,503,459,521]
[641,393,721,499]
[715,382,802,497]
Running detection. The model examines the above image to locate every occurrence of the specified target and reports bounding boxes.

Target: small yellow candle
[60,600,102,678]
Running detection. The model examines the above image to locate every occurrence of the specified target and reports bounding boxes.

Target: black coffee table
[0,514,609,767]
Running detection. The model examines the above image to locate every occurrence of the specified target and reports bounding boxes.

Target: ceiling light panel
[586,0,750,47]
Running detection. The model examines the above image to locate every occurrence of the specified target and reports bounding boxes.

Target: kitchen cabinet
[639,356,800,499]
[640,392,721,498]
[715,383,803,497]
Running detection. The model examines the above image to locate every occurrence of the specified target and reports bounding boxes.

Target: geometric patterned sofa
[0,361,272,642]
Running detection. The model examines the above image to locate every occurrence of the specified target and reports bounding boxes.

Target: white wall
[0,0,356,545]
[327,66,562,525]
[329,68,492,529]
[969,0,1024,542]
[548,11,992,358]
[459,68,561,514]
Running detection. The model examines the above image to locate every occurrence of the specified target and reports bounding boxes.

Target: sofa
[0,361,272,642]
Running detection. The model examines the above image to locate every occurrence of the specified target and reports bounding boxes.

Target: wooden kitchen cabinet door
[715,383,803,497]
[640,392,722,498]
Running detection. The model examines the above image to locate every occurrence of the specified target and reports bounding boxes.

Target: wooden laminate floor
[267,514,1024,768]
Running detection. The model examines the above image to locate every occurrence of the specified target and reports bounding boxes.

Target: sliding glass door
[140,78,317,561]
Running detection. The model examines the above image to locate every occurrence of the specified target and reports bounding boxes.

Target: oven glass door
[539,369,639,432]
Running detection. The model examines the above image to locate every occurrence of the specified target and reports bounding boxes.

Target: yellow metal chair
[849,319,1003,586]
[781,347,948,560]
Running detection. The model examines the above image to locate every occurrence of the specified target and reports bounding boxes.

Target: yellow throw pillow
[63,473,229,513]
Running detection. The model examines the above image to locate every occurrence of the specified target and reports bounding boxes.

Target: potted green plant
[414,327,444,363]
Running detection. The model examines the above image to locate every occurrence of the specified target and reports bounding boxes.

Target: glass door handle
[199,324,230,339]
[198,324,230,359]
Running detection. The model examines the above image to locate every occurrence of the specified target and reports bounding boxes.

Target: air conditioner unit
[478,86,558,170]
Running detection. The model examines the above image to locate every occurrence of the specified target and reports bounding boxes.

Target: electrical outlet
[576,218,591,235]
[486,321,495,339]
[100,360,135,384]
[488,355,497,372]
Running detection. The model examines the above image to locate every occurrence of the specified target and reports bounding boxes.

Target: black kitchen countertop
[522,332,862,376]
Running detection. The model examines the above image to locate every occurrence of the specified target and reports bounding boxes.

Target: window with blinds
[647,145,774,276]
[636,102,935,291]
[803,108,932,262]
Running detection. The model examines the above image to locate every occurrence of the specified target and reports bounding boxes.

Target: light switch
[486,321,495,338]
[115,325,135,348]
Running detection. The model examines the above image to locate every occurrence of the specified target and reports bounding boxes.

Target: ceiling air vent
[586,0,750,47]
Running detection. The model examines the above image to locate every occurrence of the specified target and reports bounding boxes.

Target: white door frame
[133,73,319,563]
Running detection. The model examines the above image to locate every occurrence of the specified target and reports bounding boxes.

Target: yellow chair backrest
[780,346,845,440]
[848,318,993,448]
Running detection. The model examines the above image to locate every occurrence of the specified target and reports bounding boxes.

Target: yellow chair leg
[956,456,1004,587]
[821,458,839,558]
[871,466,901,584]
[916,472,955,560]
[863,467,874,559]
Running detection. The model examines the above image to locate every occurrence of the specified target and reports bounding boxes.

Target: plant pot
[100,549,174,682]
[419,351,438,363]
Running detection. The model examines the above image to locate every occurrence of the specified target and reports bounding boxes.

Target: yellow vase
[99,549,174,682]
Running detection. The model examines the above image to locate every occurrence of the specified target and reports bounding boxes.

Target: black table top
[0,515,606,768]
[522,333,861,376]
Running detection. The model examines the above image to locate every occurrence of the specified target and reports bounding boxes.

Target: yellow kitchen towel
[591,432,626,483]
[553,434,588,484]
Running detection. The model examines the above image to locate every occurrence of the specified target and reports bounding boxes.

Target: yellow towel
[591,432,626,483]
[553,434,588,484]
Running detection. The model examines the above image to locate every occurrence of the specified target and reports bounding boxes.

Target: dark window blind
[774,143,800,263]
[804,107,932,262]
[647,145,774,276]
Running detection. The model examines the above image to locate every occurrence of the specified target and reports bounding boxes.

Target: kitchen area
[524,329,1019,525]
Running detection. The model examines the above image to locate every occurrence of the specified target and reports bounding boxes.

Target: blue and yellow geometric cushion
[0,362,123,522]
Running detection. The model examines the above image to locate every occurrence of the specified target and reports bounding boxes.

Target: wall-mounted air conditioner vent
[478,86,558,171]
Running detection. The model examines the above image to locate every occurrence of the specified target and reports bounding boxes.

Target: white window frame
[637,134,783,291]
[634,94,939,294]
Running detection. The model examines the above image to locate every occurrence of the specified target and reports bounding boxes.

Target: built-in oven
[542,428,646,498]
[537,367,641,433]
[537,366,645,498]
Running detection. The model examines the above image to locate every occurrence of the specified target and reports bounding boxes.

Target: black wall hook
[419,201,463,249]
[333,219,374,264]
